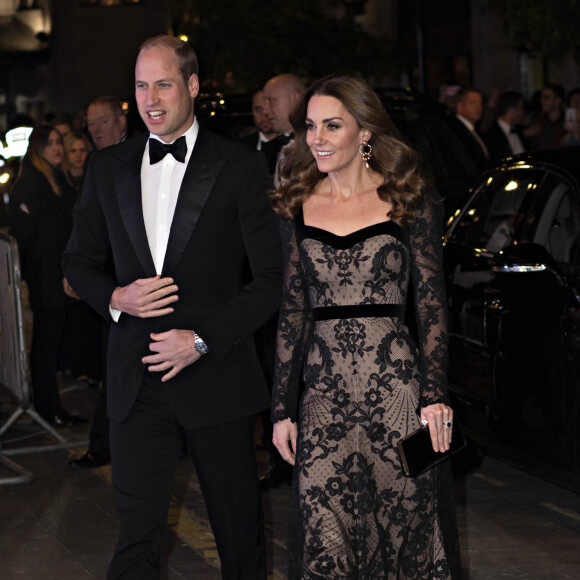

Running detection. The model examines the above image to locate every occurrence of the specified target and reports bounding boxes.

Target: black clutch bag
[397,420,467,477]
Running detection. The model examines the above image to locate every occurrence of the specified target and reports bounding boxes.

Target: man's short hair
[495,91,524,118]
[89,96,124,117]
[457,85,482,103]
[139,35,198,86]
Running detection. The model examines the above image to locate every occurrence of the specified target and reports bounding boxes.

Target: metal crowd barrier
[0,231,86,484]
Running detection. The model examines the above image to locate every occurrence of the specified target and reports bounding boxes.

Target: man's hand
[142,329,201,382]
[111,276,178,318]
[63,277,80,300]
[273,418,298,466]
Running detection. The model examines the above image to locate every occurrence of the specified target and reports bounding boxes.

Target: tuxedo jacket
[483,121,525,163]
[446,115,490,174]
[62,127,282,429]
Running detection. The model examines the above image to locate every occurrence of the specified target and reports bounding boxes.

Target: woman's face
[305,94,369,175]
[67,138,89,170]
[42,130,64,167]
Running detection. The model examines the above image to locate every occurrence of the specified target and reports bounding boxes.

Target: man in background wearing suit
[483,90,526,163]
[241,89,277,151]
[261,73,306,175]
[63,35,281,579]
[446,85,490,175]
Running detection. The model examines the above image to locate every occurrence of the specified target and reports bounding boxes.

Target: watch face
[194,339,208,354]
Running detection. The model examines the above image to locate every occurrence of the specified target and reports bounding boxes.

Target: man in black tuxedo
[62,35,281,579]
[483,90,526,163]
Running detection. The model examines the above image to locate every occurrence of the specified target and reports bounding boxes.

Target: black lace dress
[271,192,461,579]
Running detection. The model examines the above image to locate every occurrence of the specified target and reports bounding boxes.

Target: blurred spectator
[52,114,74,137]
[67,100,120,468]
[86,96,127,150]
[62,131,93,192]
[9,125,86,427]
[240,89,277,150]
[483,90,526,162]
[525,83,565,150]
[561,107,580,147]
[255,73,306,490]
[262,74,306,175]
[567,88,580,110]
[60,129,104,395]
[446,85,490,174]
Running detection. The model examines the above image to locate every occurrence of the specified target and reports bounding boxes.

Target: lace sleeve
[271,218,314,423]
[408,190,450,408]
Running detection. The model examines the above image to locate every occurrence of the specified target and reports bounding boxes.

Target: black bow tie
[275,133,294,147]
[149,136,187,164]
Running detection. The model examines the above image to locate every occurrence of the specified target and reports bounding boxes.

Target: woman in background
[60,128,104,389]
[270,76,461,578]
[10,125,85,427]
[62,130,92,192]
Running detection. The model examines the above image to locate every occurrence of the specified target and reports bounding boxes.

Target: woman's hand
[420,403,453,453]
[272,418,298,466]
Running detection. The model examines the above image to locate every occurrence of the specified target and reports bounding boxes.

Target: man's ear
[189,74,200,99]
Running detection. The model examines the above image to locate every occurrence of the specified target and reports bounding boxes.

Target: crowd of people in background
[1,63,580,578]
[2,75,579,450]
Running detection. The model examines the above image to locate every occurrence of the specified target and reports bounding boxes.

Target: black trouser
[30,307,67,419]
[107,375,267,580]
[88,325,110,457]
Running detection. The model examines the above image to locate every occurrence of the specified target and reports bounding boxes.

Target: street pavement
[2,380,580,579]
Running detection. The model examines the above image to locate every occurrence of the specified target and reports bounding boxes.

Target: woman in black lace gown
[269,76,461,579]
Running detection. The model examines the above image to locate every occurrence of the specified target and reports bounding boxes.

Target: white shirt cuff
[109,305,121,322]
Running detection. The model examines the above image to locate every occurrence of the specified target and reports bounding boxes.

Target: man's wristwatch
[192,331,209,355]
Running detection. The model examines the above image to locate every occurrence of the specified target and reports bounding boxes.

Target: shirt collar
[498,118,512,136]
[456,114,475,132]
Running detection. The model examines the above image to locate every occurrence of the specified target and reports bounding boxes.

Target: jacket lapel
[112,134,157,277]
[161,128,225,275]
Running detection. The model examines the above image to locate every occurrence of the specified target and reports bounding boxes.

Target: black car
[443,147,580,484]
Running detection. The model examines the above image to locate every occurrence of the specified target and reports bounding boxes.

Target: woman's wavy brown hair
[21,125,63,196]
[269,75,425,225]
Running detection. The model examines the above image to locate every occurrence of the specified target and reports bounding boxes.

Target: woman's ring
[444,421,452,428]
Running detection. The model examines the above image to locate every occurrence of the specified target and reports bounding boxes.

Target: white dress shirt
[498,119,525,155]
[142,121,199,273]
[256,131,271,151]
[110,120,199,321]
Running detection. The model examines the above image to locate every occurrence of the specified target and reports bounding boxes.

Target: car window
[448,169,543,252]
[532,174,580,266]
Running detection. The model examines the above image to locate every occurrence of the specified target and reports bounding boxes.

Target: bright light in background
[179,35,188,42]
[505,180,518,191]
[3,127,33,159]
[0,173,9,184]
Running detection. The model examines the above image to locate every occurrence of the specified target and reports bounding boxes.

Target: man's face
[457,91,483,124]
[263,78,298,134]
[87,102,126,150]
[540,88,562,115]
[252,91,274,135]
[135,45,199,143]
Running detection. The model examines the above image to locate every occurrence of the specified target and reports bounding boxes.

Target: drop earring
[359,141,372,168]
